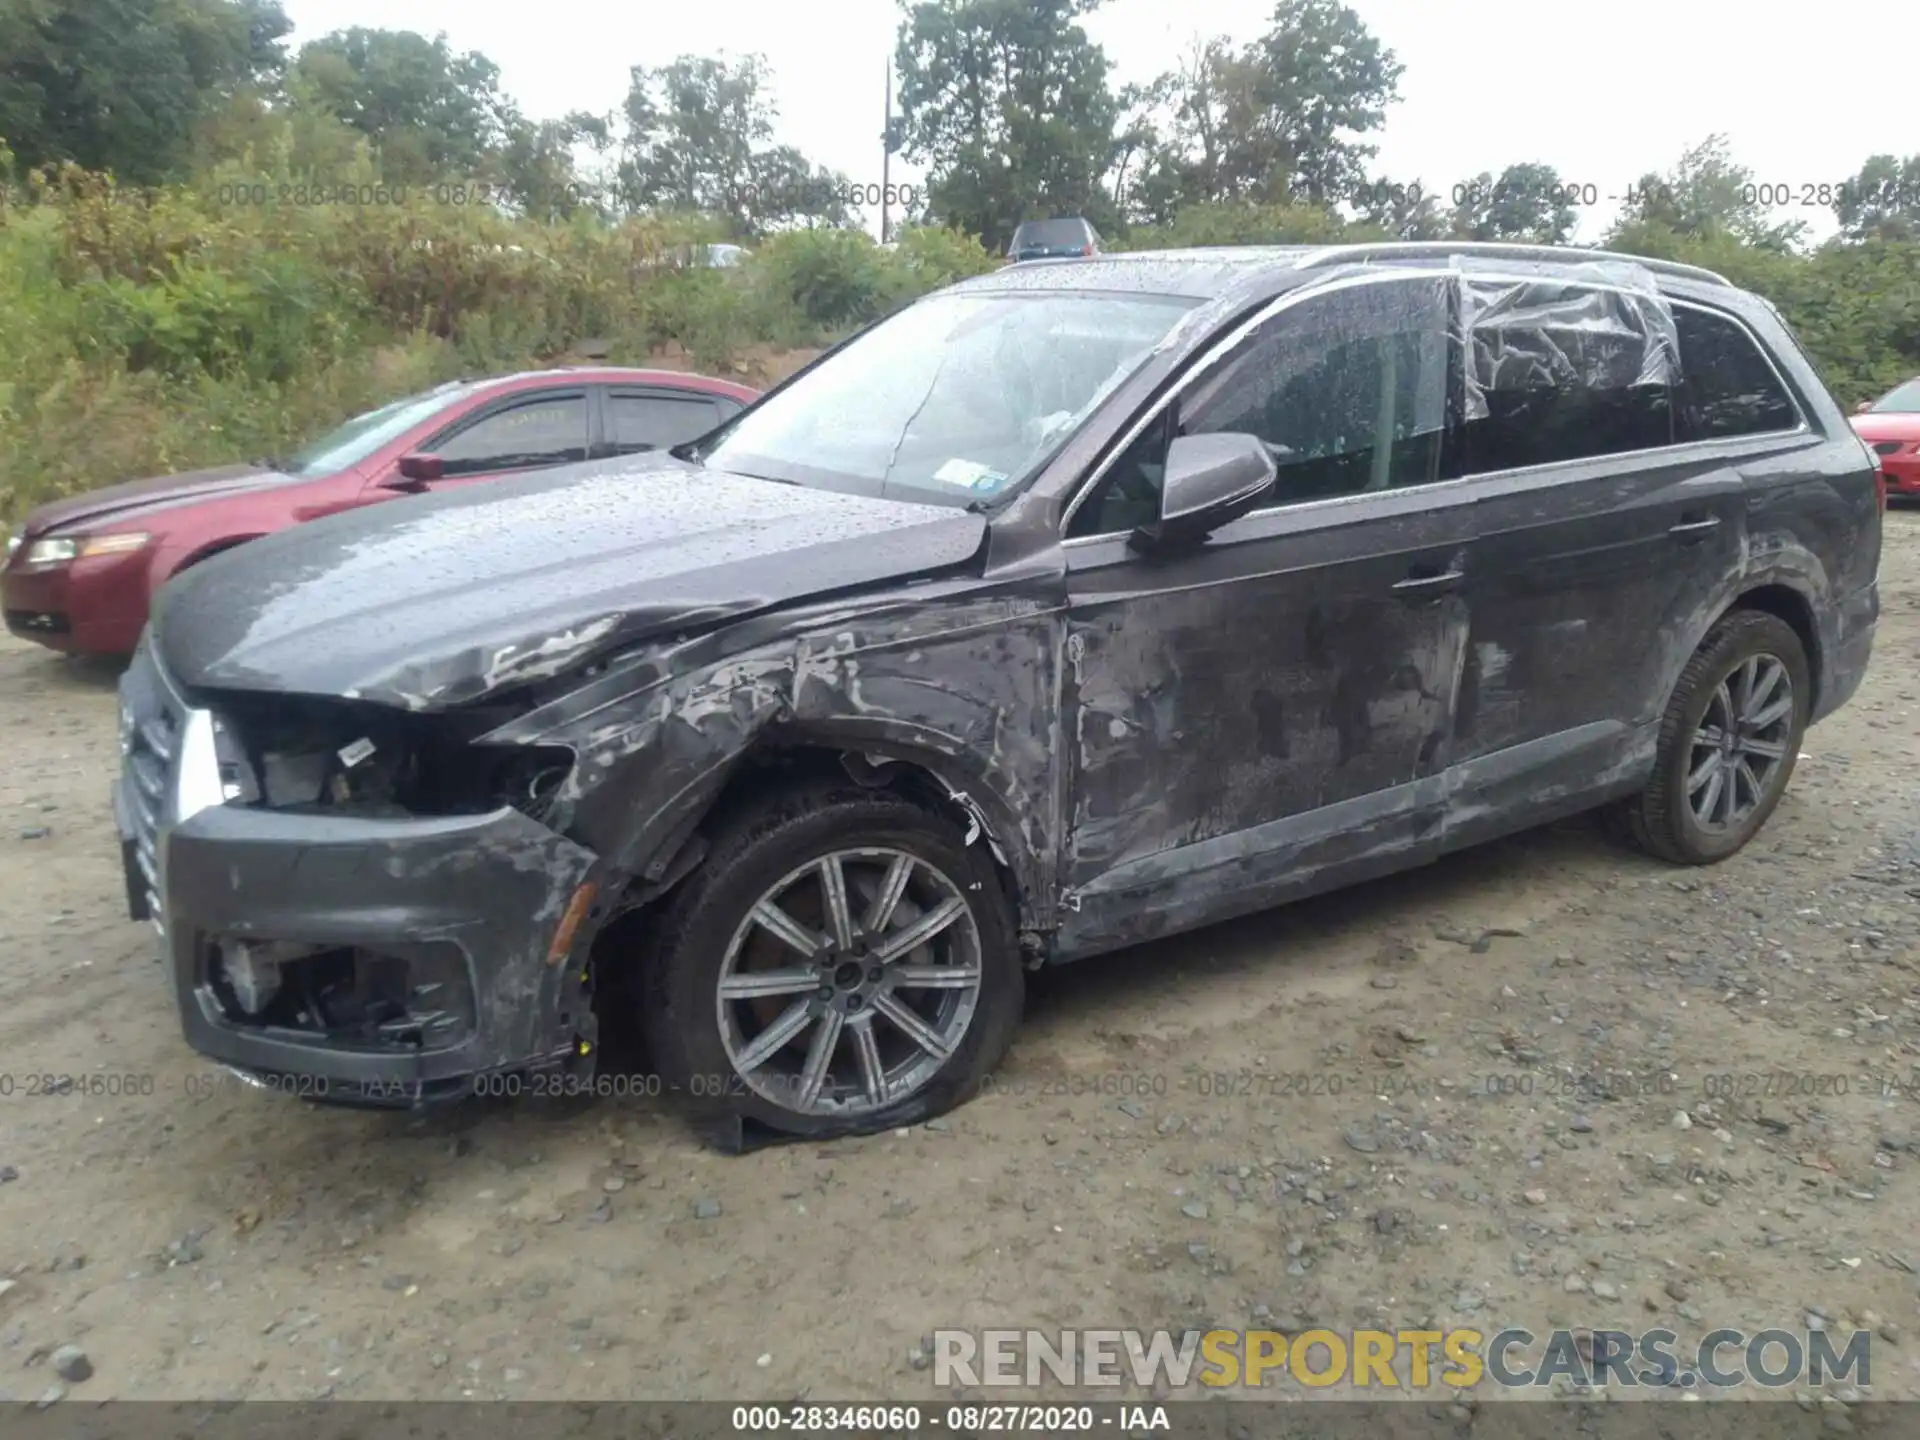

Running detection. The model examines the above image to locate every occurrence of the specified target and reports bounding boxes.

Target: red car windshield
[282,382,475,479]
[1869,378,1920,414]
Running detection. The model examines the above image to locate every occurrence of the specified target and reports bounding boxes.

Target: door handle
[1392,567,1464,596]
[1669,514,1721,538]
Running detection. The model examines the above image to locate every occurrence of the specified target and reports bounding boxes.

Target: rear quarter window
[1673,305,1801,440]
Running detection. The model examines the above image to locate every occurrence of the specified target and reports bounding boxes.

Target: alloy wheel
[715,847,984,1117]
[1687,653,1794,833]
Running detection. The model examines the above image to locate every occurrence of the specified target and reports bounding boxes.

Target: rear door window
[607,391,725,454]
[1450,281,1675,476]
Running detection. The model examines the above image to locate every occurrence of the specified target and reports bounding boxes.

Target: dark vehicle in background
[1853,377,1920,501]
[4,367,759,656]
[1007,217,1101,262]
[119,242,1879,1138]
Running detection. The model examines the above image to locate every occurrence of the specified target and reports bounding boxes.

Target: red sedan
[3,367,759,657]
[1853,376,1920,503]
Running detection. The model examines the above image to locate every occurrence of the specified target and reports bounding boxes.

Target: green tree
[0,0,289,182]
[497,112,608,219]
[291,27,515,182]
[619,54,849,235]
[1352,175,1448,240]
[1236,0,1402,205]
[1834,153,1920,243]
[1609,134,1806,252]
[1448,162,1576,243]
[1125,1,1400,218]
[893,0,1118,248]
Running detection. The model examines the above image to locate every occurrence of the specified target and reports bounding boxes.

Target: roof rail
[1295,241,1732,287]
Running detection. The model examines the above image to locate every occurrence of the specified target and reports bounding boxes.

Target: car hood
[152,453,989,711]
[21,463,296,538]
[1851,413,1920,444]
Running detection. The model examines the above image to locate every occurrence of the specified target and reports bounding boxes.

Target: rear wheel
[1607,609,1810,865]
[640,785,1023,1134]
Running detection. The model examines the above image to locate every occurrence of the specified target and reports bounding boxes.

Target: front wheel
[639,785,1023,1135]
[1608,609,1810,865]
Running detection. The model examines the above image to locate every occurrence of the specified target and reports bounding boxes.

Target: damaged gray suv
[117,242,1881,1136]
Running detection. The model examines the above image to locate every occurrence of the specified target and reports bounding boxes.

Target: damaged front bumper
[116,647,601,1107]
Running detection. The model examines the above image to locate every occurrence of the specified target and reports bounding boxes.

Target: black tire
[1608,609,1810,865]
[639,783,1023,1136]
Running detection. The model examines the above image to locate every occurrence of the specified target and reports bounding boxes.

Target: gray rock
[34,1383,66,1409]
[693,1198,722,1220]
[1180,1201,1208,1220]
[1454,1289,1485,1313]
[1590,1280,1620,1300]
[51,1346,91,1383]
[1665,1277,1690,1302]
[1343,1127,1380,1154]
[1568,1116,1593,1133]
[18,827,50,841]
[0,1165,17,1183]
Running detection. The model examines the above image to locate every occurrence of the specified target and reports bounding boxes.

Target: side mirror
[387,452,444,487]
[1130,432,1276,553]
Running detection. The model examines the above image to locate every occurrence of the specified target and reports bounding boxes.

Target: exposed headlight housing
[23,532,153,567]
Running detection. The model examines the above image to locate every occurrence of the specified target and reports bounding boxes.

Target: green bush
[891,225,999,286]
[11,158,1910,530]
[750,227,898,330]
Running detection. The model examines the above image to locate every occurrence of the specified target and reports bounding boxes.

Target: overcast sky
[282,0,1915,243]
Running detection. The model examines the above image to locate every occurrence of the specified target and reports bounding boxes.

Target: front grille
[1873,440,1903,456]
[119,645,186,935]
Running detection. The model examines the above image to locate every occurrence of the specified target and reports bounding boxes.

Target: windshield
[282,382,474,478]
[1011,220,1092,252]
[698,290,1195,507]
[1870,378,1920,413]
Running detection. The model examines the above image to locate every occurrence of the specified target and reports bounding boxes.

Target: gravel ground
[0,512,1916,1409]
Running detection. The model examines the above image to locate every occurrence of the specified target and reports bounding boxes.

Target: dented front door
[1050,273,1476,958]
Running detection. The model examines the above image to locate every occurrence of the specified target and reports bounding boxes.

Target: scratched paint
[125,243,1884,1116]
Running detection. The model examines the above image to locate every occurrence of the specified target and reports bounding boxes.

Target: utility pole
[880,56,893,244]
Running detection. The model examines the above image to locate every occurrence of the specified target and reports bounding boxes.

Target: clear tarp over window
[1447,256,1681,421]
